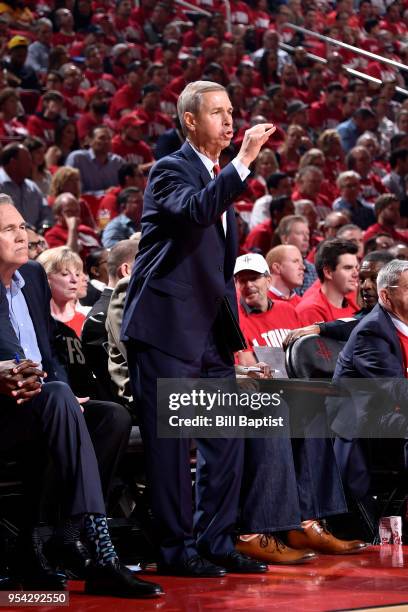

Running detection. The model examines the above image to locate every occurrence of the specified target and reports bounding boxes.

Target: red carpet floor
[51,546,408,611]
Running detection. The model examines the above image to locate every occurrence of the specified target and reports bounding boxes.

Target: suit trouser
[84,399,132,500]
[127,331,244,566]
[0,381,106,519]
[240,436,347,533]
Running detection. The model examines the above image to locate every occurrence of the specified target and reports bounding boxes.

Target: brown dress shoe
[236,535,317,565]
[287,522,369,555]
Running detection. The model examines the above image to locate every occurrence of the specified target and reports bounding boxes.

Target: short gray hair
[34,17,52,31]
[0,193,14,206]
[177,80,227,136]
[377,259,408,294]
[337,170,360,189]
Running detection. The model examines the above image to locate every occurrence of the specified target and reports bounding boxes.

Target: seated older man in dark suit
[0,194,162,598]
[333,259,408,439]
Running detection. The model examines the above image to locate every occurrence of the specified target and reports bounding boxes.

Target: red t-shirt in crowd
[295,288,357,325]
[27,114,58,146]
[52,31,76,47]
[111,134,153,165]
[308,101,343,131]
[133,108,172,141]
[83,70,117,95]
[167,76,187,97]
[301,280,359,311]
[0,118,28,142]
[359,174,387,203]
[61,87,87,115]
[363,223,408,244]
[238,300,300,353]
[98,186,121,222]
[243,219,274,256]
[109,84,141,120]
[45,223,101,260]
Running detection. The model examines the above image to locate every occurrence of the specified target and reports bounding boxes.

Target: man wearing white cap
[234,253,300,366]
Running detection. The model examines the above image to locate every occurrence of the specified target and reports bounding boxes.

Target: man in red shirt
[309,82,344,132]
[134,84,173,144]
[291,166,332,220]
[296,238,359,325]
[83,44,117,95]
[112,0,145,43]
[346,146,387,203]
[265,245,304,307]
[364,194,408,245]
[97,162,145,223]
[27,91,65,147]
[235,62,264,108]
[234,253,300,365]
[77,88,111,144]
[243,196,294,255]
[146,62,177,117]
[60,63,87,116]
[298,70,325,105]
[45,192,101,261]
[111,115,154,168]
[109,62,144,120]
[53,8,76,48]
[167,56,201,98]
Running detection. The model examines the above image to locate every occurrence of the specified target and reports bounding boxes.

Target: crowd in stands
[1,0,408,595]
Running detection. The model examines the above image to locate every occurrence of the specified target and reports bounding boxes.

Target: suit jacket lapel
[180,141,212,187]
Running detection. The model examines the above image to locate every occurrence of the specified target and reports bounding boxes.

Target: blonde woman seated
[37,246,86,337]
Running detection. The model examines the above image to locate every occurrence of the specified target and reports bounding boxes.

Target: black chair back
[285,334,346,379]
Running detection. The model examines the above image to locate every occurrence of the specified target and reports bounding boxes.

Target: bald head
[54,192,80,220]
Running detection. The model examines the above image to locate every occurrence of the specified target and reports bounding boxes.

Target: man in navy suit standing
[122,80,275,576]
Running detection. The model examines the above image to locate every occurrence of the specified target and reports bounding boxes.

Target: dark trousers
[0,381,106,519]
[84,400,132,500]
[127,331,244,566]
[240,400,347,533]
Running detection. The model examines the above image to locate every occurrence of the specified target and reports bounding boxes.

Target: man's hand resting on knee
[0,359,46,404]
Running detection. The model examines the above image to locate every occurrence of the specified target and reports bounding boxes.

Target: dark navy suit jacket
[121,142,246,361]
[332,303,408,437]
[0,260,67,383]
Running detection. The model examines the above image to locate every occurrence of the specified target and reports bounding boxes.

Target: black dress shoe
[46,539,92,579]
[0,575,21,591]
[157,554,226,577]
[206,551,268,573]
[85,557,164,598]
[13,531,67,591]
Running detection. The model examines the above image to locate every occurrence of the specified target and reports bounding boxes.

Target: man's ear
[184,111,196,133]
[379,288,391,308]
[323,265,333,282]
[118,262,130,279]
[269,261,280,275]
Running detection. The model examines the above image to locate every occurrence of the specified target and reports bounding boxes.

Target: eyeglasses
[388,285,408,291]
[28,240,46,250]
